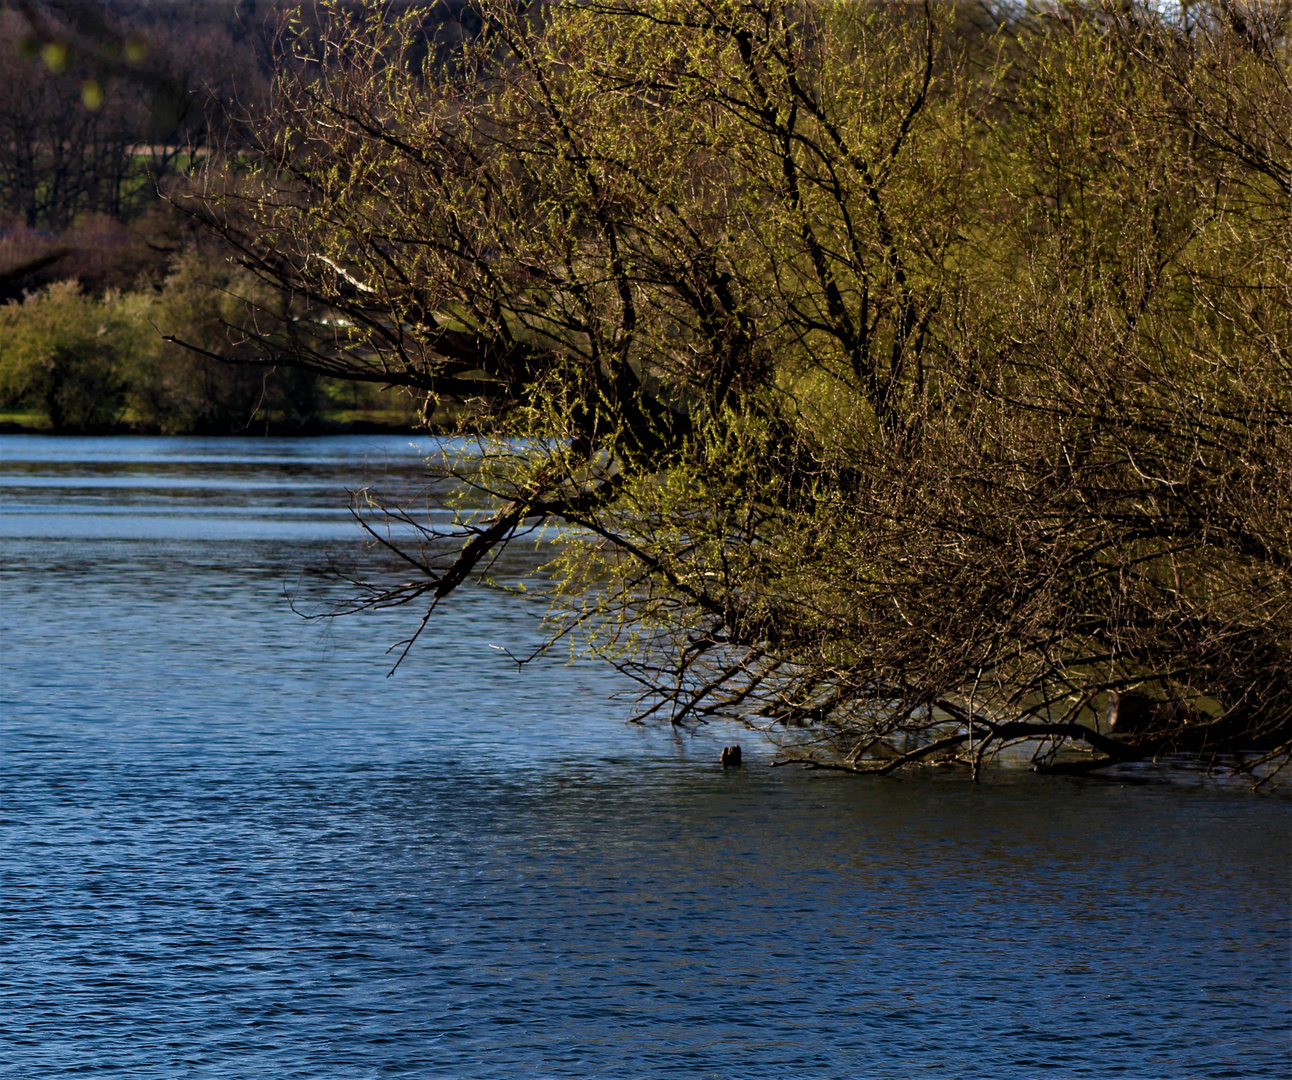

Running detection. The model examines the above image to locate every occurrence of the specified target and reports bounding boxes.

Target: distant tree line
[0,0,270,231]
[0,0,484,232]
[0,0,429,431]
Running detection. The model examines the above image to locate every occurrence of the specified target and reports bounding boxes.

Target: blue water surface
[1,435,1288,1079]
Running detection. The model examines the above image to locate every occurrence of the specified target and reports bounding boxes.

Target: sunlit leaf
[81,79,105,110]
[41,41,70,73]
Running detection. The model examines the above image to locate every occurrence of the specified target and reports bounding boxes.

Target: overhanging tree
[183,0,1291,778]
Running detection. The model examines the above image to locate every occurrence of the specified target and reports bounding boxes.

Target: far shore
[0,416,426,437]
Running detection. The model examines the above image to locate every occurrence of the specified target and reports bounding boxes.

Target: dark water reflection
[1,436,1288,1078]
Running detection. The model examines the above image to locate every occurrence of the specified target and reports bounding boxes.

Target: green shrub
[0,281,137,431]
[0,254,419,433]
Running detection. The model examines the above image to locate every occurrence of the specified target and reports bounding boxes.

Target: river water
[1,435,1288,1079]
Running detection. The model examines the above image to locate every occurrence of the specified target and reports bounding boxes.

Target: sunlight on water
[1,435,1288,1078]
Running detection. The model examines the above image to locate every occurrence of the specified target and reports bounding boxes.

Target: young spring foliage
[193,1,1292,777]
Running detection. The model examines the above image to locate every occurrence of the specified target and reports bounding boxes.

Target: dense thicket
[190,0,1290,778]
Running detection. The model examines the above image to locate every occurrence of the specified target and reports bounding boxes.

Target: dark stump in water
[720,745,742,767]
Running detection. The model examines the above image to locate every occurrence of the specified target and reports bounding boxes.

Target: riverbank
[0,413,422,436]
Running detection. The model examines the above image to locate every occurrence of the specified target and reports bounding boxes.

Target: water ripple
[1,436,1288,1078]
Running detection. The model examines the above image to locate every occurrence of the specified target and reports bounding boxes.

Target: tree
[187,0,1291,780]
[0,279,132,429]
[0,1,270,231]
